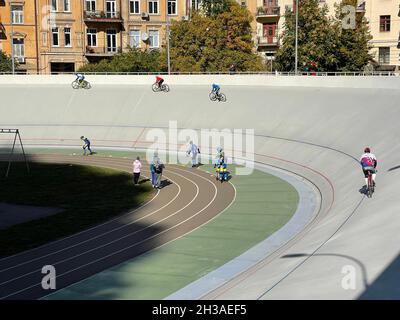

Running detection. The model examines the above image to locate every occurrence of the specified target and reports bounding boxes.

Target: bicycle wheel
[162,84,170,92]
[367,174,373,198]
[219,93,227,102]
[209,92,217,101]
[71,81,79,89]
[83,81,91,89]
[152,83,159,92]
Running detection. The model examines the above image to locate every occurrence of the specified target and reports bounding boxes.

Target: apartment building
[0,0,40,73]
[252,0,400,70]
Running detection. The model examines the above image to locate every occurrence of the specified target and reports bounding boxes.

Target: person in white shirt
[133,156,142,185]
[187,141,200,168]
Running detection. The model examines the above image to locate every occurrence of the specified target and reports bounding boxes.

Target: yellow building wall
[0,0,39,73]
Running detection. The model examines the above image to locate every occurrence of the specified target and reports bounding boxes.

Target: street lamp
[9,0,15,74]
[295,0,299,75]
[165,0,171,75]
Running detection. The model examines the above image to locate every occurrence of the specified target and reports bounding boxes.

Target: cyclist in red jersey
[156,76,164,88]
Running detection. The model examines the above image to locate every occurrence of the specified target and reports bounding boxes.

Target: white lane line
[0,167,162,270]
[1,170,218,300]
[0,164,160,263]
[0,168,199,289]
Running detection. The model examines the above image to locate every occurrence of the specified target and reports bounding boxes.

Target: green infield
[44,158,299,300]
[0,162,154,257]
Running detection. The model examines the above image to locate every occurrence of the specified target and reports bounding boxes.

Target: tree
[275,0,338,72]
[275,0,373,72]
[0,50,16,72]
[170,2,266,72]
[201,0,231,17]
[78,49,167,73]
[333,0,373,71]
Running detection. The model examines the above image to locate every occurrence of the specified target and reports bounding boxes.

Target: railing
[84,11,122,21]
[256,6,280,16]
[257,36,279,45]
[85,46,122,55]
[1,71,399,76]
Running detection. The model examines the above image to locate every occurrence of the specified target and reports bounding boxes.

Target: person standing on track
[154,158,165,189]
[80,136,93,156]
[187,140,200,168]
[360,147,377,187]
[133,156,142,185]
[150,160,157,188]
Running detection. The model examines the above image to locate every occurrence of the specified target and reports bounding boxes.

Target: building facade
[1,0,399,73]
[0,0,40,73]
[252,0,400,71]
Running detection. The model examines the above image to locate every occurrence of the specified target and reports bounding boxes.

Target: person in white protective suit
[187,141,200,168]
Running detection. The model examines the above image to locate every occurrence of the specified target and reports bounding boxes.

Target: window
[167,0,177,15]
[52,27,59,46]
[379,47,390,64]
[86,0,96,11]
[129,30,140,48]
[11,5,23,24]
[87,28,97,47]
[64,27,71,47]
[191,0,200,11]
[380,15,391,32]
[149,30,159,48]
[241,0,246,7]
[13,38,24,58]
[64,0,71,12]
[149,0,159,14]
[129,0,140,14]
[51,0,57,12]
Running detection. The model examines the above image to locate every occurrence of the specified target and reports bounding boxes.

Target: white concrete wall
[1,74,400,88]
[0,78,399,299]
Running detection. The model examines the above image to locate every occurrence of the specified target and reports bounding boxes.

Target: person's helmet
[364,147,371,153]
[80,136,84,139]
[217,147,222,152]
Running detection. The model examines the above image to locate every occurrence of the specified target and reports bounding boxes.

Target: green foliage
[0,50,17,72]
[78,49,167,73]
[170,2,266,72]
[275,0,372,72]
[201,0,232,17]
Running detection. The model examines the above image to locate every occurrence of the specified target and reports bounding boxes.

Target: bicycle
[72,79,91,89]
[152,82,170,93]
[366,169,376,198]
[209,91,227,102]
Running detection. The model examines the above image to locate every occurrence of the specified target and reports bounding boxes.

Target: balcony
[257,36,279,47]
[85,46,122,57]
[356,1,365,15]
[84,11,123,23]
[256,6,280,22]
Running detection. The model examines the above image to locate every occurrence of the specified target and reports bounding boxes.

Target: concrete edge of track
[164,161,319,300]
[18,146,313,300]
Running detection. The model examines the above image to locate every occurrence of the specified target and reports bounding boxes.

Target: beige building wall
[38,0,86,73]
[0,0,39,74]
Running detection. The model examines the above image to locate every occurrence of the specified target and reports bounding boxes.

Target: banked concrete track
[1,76,400,299]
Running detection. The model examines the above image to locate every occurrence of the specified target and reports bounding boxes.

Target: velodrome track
[0,154,235,299]
[1,75,400,299]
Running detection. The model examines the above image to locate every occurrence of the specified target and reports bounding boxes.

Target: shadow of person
[359,185,367,195]
[139,178,150,185]
[159,179,173,189]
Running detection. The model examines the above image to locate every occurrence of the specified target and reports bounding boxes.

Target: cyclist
[211,83,220,96]
[360,147,377,187]
[216,147,225,163]
[75,73,85,86]
[156,76,164,89]
[81,136,93,156]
